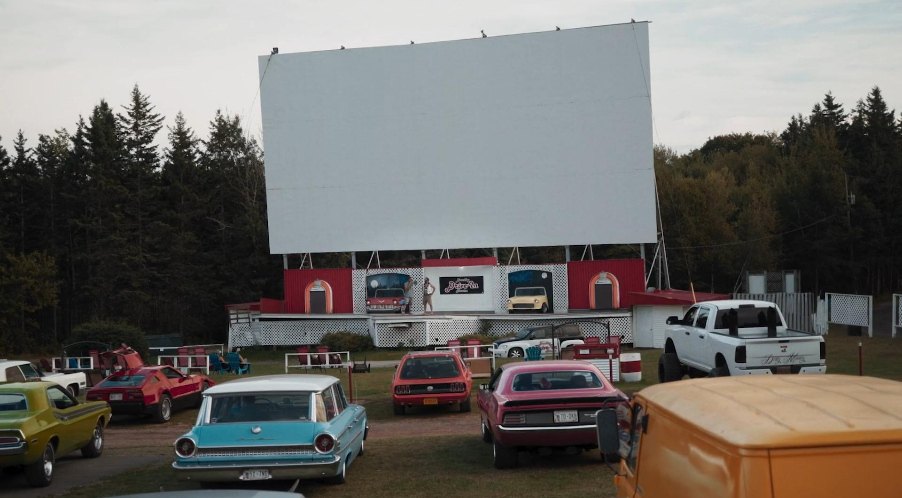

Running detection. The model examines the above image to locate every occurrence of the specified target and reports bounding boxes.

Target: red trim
[304,280,334,314]
[588,272,621,309]
[421,257,497,267]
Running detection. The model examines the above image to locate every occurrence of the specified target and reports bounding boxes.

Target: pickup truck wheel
[709,366,730,377]
[493,440,518,469]
[658,353,683,382]
[508,348,524,358]
[25,442,54,487]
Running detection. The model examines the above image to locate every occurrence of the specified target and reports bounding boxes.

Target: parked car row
[0,343,626,490]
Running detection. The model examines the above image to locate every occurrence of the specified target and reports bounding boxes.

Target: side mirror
[665,316,679,325]
[595,409,620,456]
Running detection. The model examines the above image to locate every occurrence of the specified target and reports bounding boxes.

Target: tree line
[0,85,898,354]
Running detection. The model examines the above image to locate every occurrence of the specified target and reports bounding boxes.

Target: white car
[490,323,584,358]
[0,359,88,396]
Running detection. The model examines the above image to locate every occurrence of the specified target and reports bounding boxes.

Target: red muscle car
[392,351,472,414]
[476,360,628,468]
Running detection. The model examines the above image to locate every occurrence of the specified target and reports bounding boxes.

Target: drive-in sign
[440,277,484,294]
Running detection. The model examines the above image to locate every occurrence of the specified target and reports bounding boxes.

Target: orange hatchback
[392,351,472,415]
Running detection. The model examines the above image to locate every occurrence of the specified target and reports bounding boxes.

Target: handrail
[157,354,210,375]
[284,351,350,373]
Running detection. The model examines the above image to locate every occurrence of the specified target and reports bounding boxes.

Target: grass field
[52,333,902,498]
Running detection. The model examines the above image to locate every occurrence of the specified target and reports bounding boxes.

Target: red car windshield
[99,375,146,387]
[511,371,601,391]
[400,356,460,380]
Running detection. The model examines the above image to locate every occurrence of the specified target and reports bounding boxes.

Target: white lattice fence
[372,318,484,348]
[484,315,632,343]
[229,315,370,348]
[826,293,873,337]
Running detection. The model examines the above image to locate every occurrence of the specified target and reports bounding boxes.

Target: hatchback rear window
[98,375,146,387]
[512,371,601,391]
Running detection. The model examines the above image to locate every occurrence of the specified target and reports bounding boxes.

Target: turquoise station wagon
[172,374,367,485]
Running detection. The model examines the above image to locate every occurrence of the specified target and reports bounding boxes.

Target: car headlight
[174,437,197,458]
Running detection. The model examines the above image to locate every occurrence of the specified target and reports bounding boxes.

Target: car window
[515,287,545,296]
[210,393,312,423]
[99,375,146,387]
[162,367,184,379]
[4,366,26,383]
[626,403,646,474]
[532,328,547,340]
[512,370,602,391]
[319,389,338,421]
[0,393,27,411]
[681,306,698,325]
[696,307,710,328]
[47,385,77,410]
[400,356,460,379]
[333,383,348,412]
[20,363,41,380]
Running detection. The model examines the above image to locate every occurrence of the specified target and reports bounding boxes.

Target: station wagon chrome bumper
[172,455,342,482]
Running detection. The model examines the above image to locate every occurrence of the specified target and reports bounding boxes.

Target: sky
[1,0,900,155]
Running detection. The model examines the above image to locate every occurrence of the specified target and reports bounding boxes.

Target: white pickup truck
[0,359,88,395]
[658,299,826,381]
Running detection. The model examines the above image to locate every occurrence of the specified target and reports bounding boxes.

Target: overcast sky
[1,0,899,154]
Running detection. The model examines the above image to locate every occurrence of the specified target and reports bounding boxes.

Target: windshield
[515,327,541,340]
[98,375,146,387]
[400,356,461,379]
[514,287,545,297]
[0,394,27,411]
[512,371,602,391]
[20,363,41,380]
[210,392,312,423]
[375,288,404,298]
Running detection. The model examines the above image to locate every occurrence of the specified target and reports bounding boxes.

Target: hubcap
[43,449,53,477]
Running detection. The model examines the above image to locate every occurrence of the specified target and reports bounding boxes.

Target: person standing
[423,278,436,314]
[402,278,414,314]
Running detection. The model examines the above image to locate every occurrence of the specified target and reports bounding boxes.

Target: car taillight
[502,413,526,425]
[174,438,196,457]
[314,433,335,454]
[127,390,144,400]
[735,346,746,364]
[450,382,465,392]
[395,385,410,395]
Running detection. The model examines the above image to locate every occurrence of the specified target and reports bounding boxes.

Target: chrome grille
[197,445,315,457]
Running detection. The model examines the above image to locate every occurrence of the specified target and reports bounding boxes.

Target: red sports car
[366,287,406,313]
[392,351,472,415]
[477,360,628,468]
[85,345,214,423]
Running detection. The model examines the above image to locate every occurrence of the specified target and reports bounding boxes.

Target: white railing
[284,351,351,373]
[150,343,224,355]
[434,344,496,377]
[157,354,210,375]
[52,356,94,372]
[826,293,873,337]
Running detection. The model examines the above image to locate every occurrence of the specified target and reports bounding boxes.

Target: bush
[321,331,374,352]
[68,320,149,360]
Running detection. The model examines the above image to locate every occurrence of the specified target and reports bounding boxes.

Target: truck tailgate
[745,336,822,369]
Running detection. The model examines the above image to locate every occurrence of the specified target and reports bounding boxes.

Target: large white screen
[259,23,655,254]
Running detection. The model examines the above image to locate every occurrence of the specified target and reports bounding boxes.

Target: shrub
[68,320,149,360]
[321,331,374,352]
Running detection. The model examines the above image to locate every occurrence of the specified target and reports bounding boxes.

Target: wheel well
[714,354,727,367]
[664,339,676,354]
[49,436,60,451]
[68,384,79,396]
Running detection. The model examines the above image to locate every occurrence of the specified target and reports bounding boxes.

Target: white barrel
[620,352,642,382]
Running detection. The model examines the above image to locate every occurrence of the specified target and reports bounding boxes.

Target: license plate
[423,398,438,405]
[240,469,271,481]
[109,393,123,401]
[554,410,579,423]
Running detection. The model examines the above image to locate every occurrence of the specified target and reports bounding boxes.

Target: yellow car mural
[507,286,550,313]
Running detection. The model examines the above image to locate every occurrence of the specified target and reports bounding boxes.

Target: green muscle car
[0,381,111,487]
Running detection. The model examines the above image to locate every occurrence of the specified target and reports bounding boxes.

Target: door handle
[684,331,690,336]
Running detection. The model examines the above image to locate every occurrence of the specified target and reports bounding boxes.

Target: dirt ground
[6,404,479,497]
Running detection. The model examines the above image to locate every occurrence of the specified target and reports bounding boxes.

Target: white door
[633,306,654,347]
